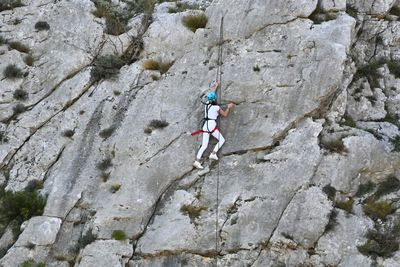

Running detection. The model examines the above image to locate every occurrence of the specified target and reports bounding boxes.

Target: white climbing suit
[196,102,225,160]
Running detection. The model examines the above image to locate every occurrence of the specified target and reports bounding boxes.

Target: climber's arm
[219,103,235,117]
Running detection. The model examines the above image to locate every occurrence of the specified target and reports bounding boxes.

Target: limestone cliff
[0,0,400,266]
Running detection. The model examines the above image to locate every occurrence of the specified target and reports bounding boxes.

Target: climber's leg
[210,130,225,160]
[194,132,210,169]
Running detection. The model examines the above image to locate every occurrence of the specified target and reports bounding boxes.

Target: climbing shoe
[209,153,218,160]
[193,160,204,169]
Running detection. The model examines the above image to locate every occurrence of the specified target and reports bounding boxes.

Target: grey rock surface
[1,0,400,266]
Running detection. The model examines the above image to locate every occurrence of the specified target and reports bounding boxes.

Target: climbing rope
[215,15,224,267]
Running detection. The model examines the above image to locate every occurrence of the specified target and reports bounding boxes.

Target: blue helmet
[207,91,217,101]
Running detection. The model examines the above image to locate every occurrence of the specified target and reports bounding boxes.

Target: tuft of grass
[341,114,356,128]
[3,64,23,79]
[110,184,121,193]
[323,139,347,154]
[24,180,44,192]
[112,230,126,240]
[101,172,110,182]
[144,120,169,134]
[322,184,336,201]
[253,65,260,72]
[99,126,116,139]
[63,129,75,138]
[143,59,174,74]
[0,185,47,238]
[346,5,358,18]
[355,181,376,197]
[13,89,28,100]
[384,113,398,126]
[180,204,206,225]
[96,157,112,171]
[13,103,26,115]
[8,41,30,53]
[90,55,125,82]
[324,209,338,232]
[389,5,400,16]
[390,135,400,152]
[358,229,399,258]
[113,90,121,96]
[373,175,400,199]
[387,60,400,78]
[0,0,23,12]
[34,21,50,31]
[363,198,395,220]
[335,198,354,213]
[182,13,208,32]
[0,36,6,46]
[24,54,34,66]
[0,131,9,143]
[353,60,383,89]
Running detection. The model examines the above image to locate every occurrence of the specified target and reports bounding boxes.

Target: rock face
[0,0,400,266]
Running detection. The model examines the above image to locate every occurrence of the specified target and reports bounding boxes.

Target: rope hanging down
[215,15,224,267]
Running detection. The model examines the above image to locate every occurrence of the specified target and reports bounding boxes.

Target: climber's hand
[228,102,235,109]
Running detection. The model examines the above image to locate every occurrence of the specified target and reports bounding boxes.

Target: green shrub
[182,13,208,32]
[8,41,30,53]
[101,171,110,182]
[0,36,6,45]
[0,186,47,237]
[389,5,400,16]
[24,54,34,66]
[78,229,96,249]
[390,135,400,152]
[322,139,347,154]
[355,181,376,197]
[63,130,75,138]
[322,184,336,201]
[96,157,112,171]
[4,64,23,79]
[384,113,398,126]
[346,5,358,18]
[253,65,260,72]
[0,0,23,12]
[99,126,116,139]
[353,60,383,88]
[0,131,9,143]
[112,230,126,240]
[34,21,50,31]
[341,114,356,128]
[110,184,121,193]
[358,229,399,258]
[13,89,28,100]
[363,198,395,220]
[308,6,337,24]
[324,209,338,232]
[374,175,400,198]
[335,198,354,213]
[387,60,400,78]
[90,55,124,82]
[180,204,206,224]
[13,103,26,115]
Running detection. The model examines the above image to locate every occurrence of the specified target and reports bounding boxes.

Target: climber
[192,82,235,169]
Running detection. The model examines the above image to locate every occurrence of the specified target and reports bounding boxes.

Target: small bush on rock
[334,198,354,213]
[142,59,174,74]
[358,227,400,258]
[390,135,400,152]
[144,119,169,134]
[8,41,30,53]
[168,2,198,13]
[0,185,47,237]
[0,0,23,12]
[24,54,34,66]
[4,64,23,79]
[0,36,6,45]
[373,175,400,199]
[34,21,50,31]
[180,204,206,224]
[182,13,208,32]
[13,103,26,115]
[91,55,124,82]
[322,139,347,154]
[387,60,400,78]
[363,198,395,220]
[96,157,112,171]
[13,89,28,100]
[99,126,116,139]
[355,181,376,197]
[112,230,126,240]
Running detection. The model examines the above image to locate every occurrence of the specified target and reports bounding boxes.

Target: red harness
[191,127,219,136]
